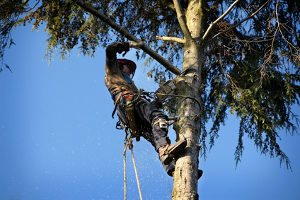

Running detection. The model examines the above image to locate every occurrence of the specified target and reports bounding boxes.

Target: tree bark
[172,0,203,199]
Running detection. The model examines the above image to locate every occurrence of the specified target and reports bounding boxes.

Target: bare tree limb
[202,0,240,41]
[173,0,192,41]
[156,36,185,43]
[75,0,181,75]
[206,0,271,44]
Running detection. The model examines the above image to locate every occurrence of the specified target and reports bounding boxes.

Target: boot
[159,138,187,165]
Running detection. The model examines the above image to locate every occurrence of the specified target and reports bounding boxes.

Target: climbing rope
[123,137,143,200]
[155,92,201,108]
[131,146,143,200]
[123,142,127,200]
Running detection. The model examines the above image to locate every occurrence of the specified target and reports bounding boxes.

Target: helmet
[117,59,136,78]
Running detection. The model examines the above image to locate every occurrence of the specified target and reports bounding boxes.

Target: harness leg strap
[153,119,169,132]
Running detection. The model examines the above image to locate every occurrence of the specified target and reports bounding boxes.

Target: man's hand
[129,41,143,49]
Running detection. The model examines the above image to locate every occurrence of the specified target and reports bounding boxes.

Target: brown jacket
[105,42,138,98]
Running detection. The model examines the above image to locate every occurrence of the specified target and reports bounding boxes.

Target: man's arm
[106,42,130,60]
[106,41,143,60]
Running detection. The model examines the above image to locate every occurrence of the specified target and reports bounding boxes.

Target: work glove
[116,42,130,54]
[129,41,143,49]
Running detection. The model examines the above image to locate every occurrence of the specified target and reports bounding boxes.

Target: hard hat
[117,59,136,77]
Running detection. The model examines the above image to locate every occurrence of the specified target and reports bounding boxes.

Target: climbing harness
[120,89,144,106]
[113,81,201,138]
[123,135,143,200]
[113,89,145,141]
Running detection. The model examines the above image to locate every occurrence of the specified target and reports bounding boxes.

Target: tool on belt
[112,90,144,141]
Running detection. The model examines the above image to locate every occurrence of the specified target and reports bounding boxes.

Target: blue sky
[0,24,300,200]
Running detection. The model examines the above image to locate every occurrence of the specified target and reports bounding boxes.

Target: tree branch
[173,0,192,41]
[157,0,175,11]
[156,36,185,43]
[75,0,181,75]
[206,0,222,16]
[206,0,271,44]
[202,0,240,41]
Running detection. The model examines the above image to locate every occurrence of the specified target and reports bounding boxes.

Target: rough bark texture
[172,0,204,199]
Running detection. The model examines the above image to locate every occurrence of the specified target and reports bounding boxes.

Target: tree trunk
[172,0,203,199]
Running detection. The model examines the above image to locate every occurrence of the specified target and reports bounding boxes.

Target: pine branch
[202,0,240,41]
[74,0,181,75]
[207,0,271,44]
[156,36,185,43]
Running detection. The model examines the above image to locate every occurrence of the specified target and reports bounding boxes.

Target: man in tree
[105,41,188,177]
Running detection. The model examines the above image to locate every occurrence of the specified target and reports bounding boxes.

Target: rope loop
[123,136,143,200]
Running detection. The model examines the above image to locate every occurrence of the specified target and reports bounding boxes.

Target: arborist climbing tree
[2,0,300,199]
[105,41,203,178]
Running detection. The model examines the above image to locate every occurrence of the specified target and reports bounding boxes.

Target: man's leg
[134,98,186,176]
[134,98,169,150]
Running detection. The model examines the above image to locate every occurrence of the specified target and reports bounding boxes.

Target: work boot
[172,169,203,180]
[159,139,187,165]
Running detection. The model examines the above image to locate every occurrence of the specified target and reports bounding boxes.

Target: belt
[114,91,137,105]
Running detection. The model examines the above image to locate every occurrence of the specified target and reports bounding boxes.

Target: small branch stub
[156,36,185,43]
